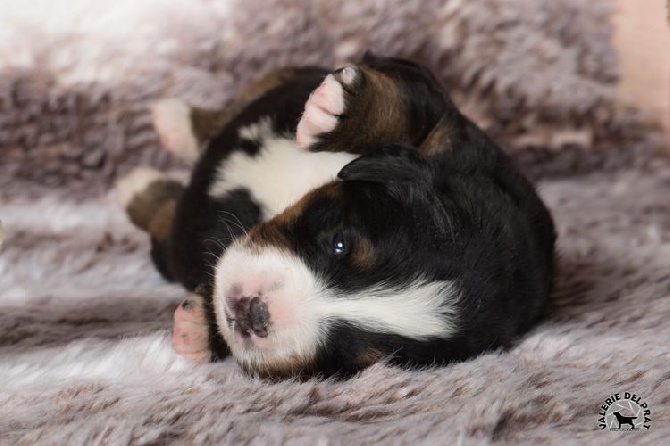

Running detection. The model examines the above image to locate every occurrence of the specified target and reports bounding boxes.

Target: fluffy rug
[1,0,668,444]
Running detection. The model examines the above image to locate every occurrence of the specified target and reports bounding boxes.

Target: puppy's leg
[295,70,351,150]
[116,168,184,281]
[151,99,204,165]
[151,99,240,164]
[152,68,299,164]
[116,168,182,230]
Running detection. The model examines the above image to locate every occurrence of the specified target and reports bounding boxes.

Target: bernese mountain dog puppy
[118,53,556,378]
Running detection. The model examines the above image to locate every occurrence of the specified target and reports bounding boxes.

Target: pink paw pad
[296,74,345,150]
[172,294,211,364]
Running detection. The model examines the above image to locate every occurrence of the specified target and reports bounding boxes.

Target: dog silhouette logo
[598,392,652,431]
[611,411,637,429]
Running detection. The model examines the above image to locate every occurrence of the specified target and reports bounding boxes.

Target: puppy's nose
[234,296,269,338]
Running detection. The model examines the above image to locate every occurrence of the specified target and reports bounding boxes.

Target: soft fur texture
[2,168,670,443]
[0,0,662,196]
[1,0,669,443]
[157,55,554,377]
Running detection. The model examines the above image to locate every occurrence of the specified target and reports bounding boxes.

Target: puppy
[119,54,556,378]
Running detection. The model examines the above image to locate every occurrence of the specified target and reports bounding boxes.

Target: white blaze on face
[213,245,328,369]
[213,244,460,371]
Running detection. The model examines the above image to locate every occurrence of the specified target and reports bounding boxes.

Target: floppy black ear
[360,50,379,65]
[337,144,432,184]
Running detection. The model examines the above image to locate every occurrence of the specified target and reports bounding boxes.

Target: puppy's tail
[116,168,184,281]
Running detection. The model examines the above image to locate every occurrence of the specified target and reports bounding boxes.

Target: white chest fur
[208,121,356,219]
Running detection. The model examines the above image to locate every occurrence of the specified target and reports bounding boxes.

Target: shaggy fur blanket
[0,0,668,444]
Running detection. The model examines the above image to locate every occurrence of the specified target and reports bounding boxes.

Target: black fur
[258,141,554,376]
[158,67,330,291]
[148,56,555,376]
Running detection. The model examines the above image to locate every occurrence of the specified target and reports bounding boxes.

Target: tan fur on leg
[116,168,184,232]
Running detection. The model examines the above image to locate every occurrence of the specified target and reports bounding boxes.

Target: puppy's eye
[332,232,347,257]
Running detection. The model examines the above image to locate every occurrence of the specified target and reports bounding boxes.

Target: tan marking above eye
[247,182,344,250]
[419,119,452,156]
[350,237,376,268]
[246,223,291,251]
[273,182,341,225]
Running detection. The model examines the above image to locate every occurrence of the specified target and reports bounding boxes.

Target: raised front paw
[172,292,211,364]
[295,66,358,150]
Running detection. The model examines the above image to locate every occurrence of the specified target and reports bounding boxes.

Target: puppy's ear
[337,144,432,184]
[360,50,379,65]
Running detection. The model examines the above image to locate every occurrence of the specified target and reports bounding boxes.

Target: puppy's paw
[172,293,211,364]
[116,165,186,234]
[296,67,358,150]
[115,167,165,210]
[151,99,200,164]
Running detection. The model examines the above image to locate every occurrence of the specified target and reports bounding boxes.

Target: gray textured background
[0,0,668,444]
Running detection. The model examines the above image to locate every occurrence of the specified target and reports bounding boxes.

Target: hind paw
[115,167,165,210]
[151,99,200,163]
